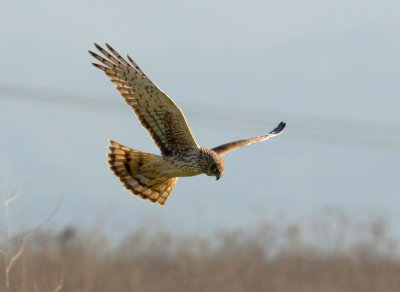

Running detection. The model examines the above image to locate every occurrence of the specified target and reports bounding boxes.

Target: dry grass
[0,213,399,292]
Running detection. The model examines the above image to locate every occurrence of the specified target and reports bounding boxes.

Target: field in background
[0,209,400,292]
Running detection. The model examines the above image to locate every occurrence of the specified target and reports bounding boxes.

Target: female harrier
[89,43,286,206]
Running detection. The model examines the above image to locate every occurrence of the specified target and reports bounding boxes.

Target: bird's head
[209,160,225,180]
[202,149,225,180]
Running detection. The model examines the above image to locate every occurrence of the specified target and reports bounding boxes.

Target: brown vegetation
[1,212,399,292]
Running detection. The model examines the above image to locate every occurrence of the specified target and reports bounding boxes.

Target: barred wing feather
[212,121,286,156]
[89,43,199,156]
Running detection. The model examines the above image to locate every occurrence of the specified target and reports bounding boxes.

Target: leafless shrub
[0,183,398,291]
[0,182,63,292]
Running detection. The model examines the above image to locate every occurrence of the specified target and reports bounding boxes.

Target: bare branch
[0,181,63,291]
[1,182,30,240]
[11,196,63,241]
[5,237,26,289]
[7,237,25,274]
[53,271,64,292]
[1,188,10,240]
[5,182,30,207]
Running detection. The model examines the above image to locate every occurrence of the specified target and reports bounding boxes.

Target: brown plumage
[89,43,286,206]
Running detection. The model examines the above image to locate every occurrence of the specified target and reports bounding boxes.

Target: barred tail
[107,140,177,206]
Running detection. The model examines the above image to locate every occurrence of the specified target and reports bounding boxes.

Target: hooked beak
[216,173,221,181]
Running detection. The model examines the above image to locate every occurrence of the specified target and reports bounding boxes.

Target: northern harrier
[89,43,286,206]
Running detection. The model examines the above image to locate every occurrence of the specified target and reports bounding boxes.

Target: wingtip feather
[105,42,114,52]
[94,43,103,51]
[271,121,286,135]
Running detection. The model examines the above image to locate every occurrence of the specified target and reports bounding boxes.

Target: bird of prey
[89,43,286,206]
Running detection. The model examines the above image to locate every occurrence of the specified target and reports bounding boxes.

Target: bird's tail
[107,140,177,206]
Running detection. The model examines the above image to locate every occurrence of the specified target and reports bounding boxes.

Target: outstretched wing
[211,121,286,156]
[89,43,199,156]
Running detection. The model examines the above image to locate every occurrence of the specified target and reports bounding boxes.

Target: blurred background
[0,0,399,290]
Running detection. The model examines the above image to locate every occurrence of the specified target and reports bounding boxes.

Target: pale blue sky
[0,0,399,240]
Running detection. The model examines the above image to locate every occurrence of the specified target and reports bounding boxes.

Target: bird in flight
[89,43,286,206]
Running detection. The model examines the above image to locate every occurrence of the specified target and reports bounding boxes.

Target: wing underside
[211,121,286,156]
[89,43,199,156]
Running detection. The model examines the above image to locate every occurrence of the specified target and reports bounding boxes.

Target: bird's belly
[160,157,203,178]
